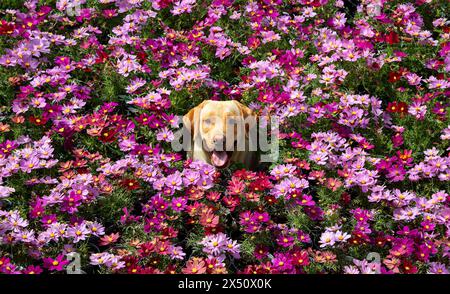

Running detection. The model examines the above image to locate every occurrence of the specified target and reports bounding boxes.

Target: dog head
[183,100,256,168]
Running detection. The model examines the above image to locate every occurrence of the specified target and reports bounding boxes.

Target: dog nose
[213,135,225,144]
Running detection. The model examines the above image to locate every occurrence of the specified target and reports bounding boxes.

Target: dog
[183,100,259,169]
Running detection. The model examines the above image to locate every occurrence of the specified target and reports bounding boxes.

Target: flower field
[0,0,449,274]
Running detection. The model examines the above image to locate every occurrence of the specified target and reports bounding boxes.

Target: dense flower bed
[0,0,449,274]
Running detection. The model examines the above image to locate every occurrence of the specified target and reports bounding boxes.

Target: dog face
[183,100,255,168]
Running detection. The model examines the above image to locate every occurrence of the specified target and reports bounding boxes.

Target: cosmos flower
[428,262,449,274]
[319,231,336,248]
[334,231,351,243]
[182,257,207,274]
[67,222,90,243]
[99,233,120,246]
[0,186,15,199]
[43,254,69,271]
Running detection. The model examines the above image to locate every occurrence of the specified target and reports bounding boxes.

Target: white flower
[0,186,15,198]
[335,230,351,243]
[319,231,336,247]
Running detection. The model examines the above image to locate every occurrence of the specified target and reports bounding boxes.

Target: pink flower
[99,233,120,246]
[43,254,69,271]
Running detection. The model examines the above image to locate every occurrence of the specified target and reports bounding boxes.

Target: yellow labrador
[183,100,258,169]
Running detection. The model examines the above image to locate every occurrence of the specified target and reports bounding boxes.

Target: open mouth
[207,140,237,168]
[210,150,233,168]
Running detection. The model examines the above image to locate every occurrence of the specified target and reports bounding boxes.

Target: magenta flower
[43,254,69,271]
[271,253,294,272]
[22,265,43,274]
[171,197,187,212]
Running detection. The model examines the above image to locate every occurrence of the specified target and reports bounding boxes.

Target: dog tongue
[211,151,229,167]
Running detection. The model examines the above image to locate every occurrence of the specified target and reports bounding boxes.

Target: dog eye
[203,118,212,125]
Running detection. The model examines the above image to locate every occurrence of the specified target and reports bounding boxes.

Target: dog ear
[233,100,257,137]
[183,100,209,139]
